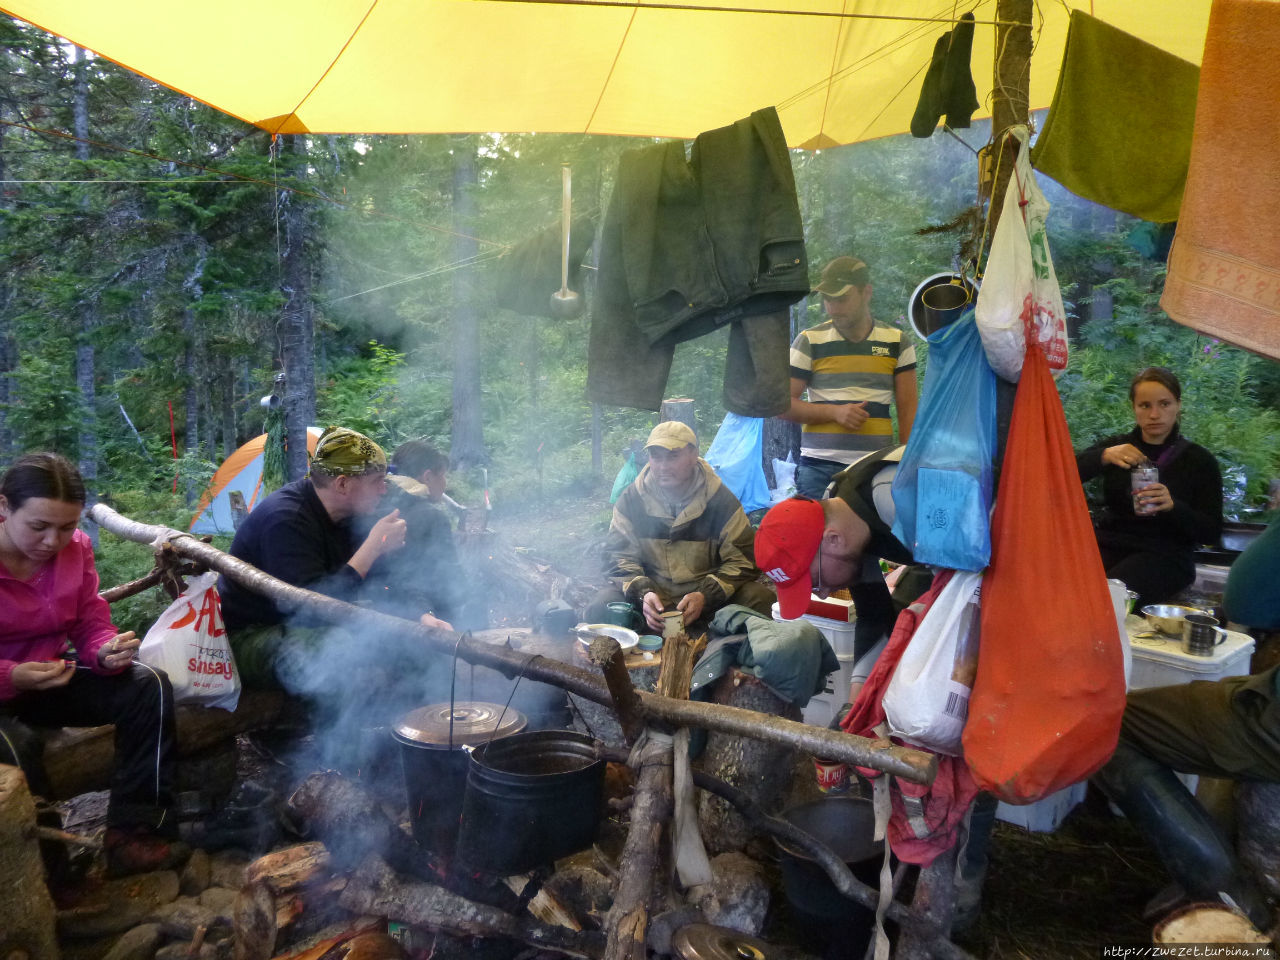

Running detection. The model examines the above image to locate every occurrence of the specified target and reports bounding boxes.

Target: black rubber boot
[952,792,999,934]
[1094,740,1273,932]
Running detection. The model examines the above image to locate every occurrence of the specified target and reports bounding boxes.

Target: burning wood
[338,855,605,958]
[244,842,333,893]
[287,774,397,871]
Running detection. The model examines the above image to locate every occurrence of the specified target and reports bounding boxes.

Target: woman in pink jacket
[0,452,185,878]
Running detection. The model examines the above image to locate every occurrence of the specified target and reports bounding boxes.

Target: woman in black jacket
[1076,367,1222,608]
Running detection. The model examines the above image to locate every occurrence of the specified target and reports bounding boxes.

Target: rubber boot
[952,792,999,934]
[1094,740,1273,932]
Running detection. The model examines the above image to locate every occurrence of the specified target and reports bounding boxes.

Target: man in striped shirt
[783,256,918,498]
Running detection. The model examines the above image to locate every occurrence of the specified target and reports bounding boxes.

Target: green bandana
[309,426,387,476]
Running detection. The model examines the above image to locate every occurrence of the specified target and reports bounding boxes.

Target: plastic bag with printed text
[974,125,1069,382]
[890,313,996,571]
[138,571,241,711]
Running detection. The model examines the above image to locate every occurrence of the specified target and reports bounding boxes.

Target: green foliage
[1054,222,1279,518]
[93,473,225,636]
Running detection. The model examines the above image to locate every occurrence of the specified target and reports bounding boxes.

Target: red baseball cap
[756,498,824,619]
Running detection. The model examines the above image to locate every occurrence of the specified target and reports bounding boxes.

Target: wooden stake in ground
[601,626,705,960]
[0,766,58,960]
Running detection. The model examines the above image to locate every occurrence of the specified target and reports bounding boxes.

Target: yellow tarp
[1,0,1212,148]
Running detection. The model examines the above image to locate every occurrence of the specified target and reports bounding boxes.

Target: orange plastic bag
[961,346,1125,803]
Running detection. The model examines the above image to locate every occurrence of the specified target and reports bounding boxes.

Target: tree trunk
[73,46,99,499]
[280,135,317,481]
[221,365,238,458]
[990,0,1033,469]
[449,136,486,469]
[0,123,11,457]
[990,0,1032,234]
[181,244,209,501]
[660,399,696,431]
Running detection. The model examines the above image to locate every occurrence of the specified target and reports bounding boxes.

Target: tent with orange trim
[189,428,322,535]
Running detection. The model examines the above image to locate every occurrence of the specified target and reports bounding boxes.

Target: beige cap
[645,421,697,451]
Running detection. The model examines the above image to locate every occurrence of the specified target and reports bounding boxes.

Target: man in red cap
[755,445,921,694]
[782,256,918,499]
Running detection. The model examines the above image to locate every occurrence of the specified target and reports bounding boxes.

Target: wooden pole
[587,636,646,745]
[988,0,1032,237]
[602,626,703,960]
[85,503,936,784]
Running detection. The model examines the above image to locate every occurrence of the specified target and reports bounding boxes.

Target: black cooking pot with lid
[393,700,527,857]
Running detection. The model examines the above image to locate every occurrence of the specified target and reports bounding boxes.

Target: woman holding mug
[1076,367,1222,609]
[0,452,186,879]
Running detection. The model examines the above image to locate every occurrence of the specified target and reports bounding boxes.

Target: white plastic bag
[770,456,797,503]
[138,572,241,711]
[882,571,982,755]
[974,126,1068,382]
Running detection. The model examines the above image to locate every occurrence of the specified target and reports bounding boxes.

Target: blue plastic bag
[891,312,996,571]
[705,413,772,514]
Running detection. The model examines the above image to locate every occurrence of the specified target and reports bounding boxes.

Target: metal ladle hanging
[549,162,583,319]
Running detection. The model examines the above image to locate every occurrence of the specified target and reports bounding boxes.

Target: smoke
[271,613,567,777]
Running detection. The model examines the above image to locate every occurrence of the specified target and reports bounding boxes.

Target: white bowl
[574,623,639,650]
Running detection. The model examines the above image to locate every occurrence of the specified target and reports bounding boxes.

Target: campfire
[0,502,985,960]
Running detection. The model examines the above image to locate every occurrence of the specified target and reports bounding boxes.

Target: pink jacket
[0,529,119,701]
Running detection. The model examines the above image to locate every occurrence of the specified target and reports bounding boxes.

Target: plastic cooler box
[1126,621,1255,690]
[772,600,857,728]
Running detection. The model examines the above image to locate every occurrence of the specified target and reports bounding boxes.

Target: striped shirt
[790,321,916,464]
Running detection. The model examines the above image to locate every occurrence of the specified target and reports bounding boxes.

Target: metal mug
[1182,613,1228,657]
[605,601,637,629]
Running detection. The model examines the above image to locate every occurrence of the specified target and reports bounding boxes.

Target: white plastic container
[772,602,857,658]
[1127,624,1254,691]
[801,654,856,727]
[996,781,1087,833]
[773,601,860,727]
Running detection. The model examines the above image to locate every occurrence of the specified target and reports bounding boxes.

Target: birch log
[86,503,935,783]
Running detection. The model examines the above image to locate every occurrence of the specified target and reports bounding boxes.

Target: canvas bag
[974,125,1069,382]
[138,572,241,712]
[962,346,1125,804]
[882,570,982,755]
[890,313,996,571]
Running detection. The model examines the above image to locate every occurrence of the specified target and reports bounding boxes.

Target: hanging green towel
[1030,11,1198,224]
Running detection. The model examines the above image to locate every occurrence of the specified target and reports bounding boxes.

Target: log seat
[41,689,303,801]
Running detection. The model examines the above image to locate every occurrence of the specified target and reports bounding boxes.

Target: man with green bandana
[219,426,410,688]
